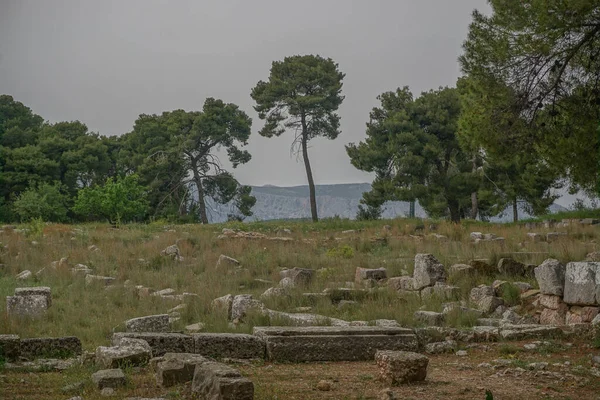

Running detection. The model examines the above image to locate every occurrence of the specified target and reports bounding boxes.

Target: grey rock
[61,381,85,394]
[477,296,505,314]
[71,264,93,276]
[420,282,460,301]
[413,254,446,290]
[91,368,126,389]
[101,387,116,397]
[14,287,52,307]
[388,276,415,291]
[112,333,194,357]
[470,285,494,303]
[16,270,32,280]
[19,336,82,360]
[563,262,600,305]
[96,338,152,368]
[424,340,457,354]
[260,287,289,300]
[85,274,116,286]
[160,244,183,262]
[375,350,428,385]
[6,295,48,318]
[216,255,240,268]
[279,267,314,287]
[230,294,266,321]
[535,259,566,296]
[449,264,473,275]
[413,311,445,326]
[211,294,234,319]
[125,314,170,333]
[156,353,207,387]
[0,334,20,361]
[497,258,526,276]
[192,333,265,359]
[185,323,205,333]
[191,361,254,399]
[355,267,387,283]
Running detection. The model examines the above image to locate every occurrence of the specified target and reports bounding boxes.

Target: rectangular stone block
[499,325,563,340]
[14,287,52,307]
[19,336,82,360]
[0,334,20,361]
[192,361,254,400]
[563,262,600,306]
[112,332,194,356]
[192,333,265,359]
[6,295,48,318]
[253,326,418,362]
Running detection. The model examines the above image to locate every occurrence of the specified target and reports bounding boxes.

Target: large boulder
[563,262,600,306]
[279,268,314,287]
[125,315,170,333]
[96,338,152,368]
[413,254,446,290]
[534,259,565,296]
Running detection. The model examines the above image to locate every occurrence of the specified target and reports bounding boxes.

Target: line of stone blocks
[253,326,419,362]
[0,335,82,361]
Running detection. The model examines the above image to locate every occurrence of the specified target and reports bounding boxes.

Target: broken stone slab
[538,294,564,310]
[563,262,600,306]
[477,296,505,314]
[253,326,418,362]
[279,267,314,287]
[19,336,82,360]
[192,333,265,359]
[535,259,566,296]
[161,244,183,261]
[0,334,20,361]
[499,325,563,340]
[413,311,445,326]
[424,340,457,354]
[387,276,415,291]
[16,270,32,280]
[191,361,254,400]
[566,306,599,324]
[540,306,567,325]
[420,282,460,301]
[125,314,170,333]
[96,338,152,368]
[71,264,93,276]
[413,254,446,290]
[85,274,116,286]
[355,267,387,284]
[112,333,194,357]
[216,255,240,269]
[3,357,79,372]
[449,264,473,276]
[266,309,349,327]
[230,294,266,321]
[156,353,207,388]
[211,294,234,319]
[6,295,48,318]
[260,287,289,300]
[14,287,52,307]
[375,350,428,385]
[497,258,526,276]
[92,368,127,389]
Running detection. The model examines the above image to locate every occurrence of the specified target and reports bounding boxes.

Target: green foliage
[26,217,46,239]
[73,174,148,225]
[13,182,69,222]
[347,87,476,222]
[251,54,345,222]
[501,283,521,307]
[355,203,382,221]
[326,244,355,259]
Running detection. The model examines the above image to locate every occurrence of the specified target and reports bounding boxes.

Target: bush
[13,182,69,222]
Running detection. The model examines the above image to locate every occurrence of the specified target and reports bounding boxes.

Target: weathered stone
[539,306,567,325]
[477,296,505,314]
[499,324,563,340]
[216,255,240,269]
[449,264,473,276]
[192,333,265,359]
[125,314,170,333]
[538,294,564,310]
[375,350,428,385]
[581,306,599,322]
[316,380,332,391]
[160,244,183,261]
[91,368,126,389]
[112,333,194,357]
[191,361,254,400]
[0,334,20,361]
[470,232,484,240]
[513,282,533,293]
[585,251,600,262]
[527,233,544,242]
[535,259,566,296]
[14,287,52,307]
[424,340,457,354]
[420,282,460,301]
[497,258,526,276]
[260,287,289,300]
[414,311,445,326]
[413,254,446,290]
[211,294,234,319]
[563,262,600,306]
[96,338,152,368]
[19,336,82,360]
[547,232,568,242]
[156,353,206,387]
[6,295,48,318]
[185,323,205,333]
[230,295,266,321]
[279,267,314,287]
[61,381,85,394]
[254,326,418,362]
[355,267,387,284]
[387,276,415,291]
[266,309,349,327]
[16,270,32,280]
[85,274,116,286]
[71,264,93,276]
[469,260,496,275]
[100,387,116,397]
[470,285,494,303]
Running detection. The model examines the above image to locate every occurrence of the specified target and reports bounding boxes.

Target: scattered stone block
[230,295,266,321]
[449,264,473,276]
[254,326,418,362]
[0,334,20,361]
[211,294,234,319]
[279,267,314,287]
[156,353,207,387]
[16,270,32,280]
[19,336,82,360]
[92,368,127,389]
[546,232,568,242]
[192,333,265,359]
[260,287,289,300]
[375,350,428,385]
[497,258,526,276]
[538,294,564,310]
[499,325,562,340]
[563,262,600,306]
[527,233,544,242]
[216,255,240,269]
[185,323,205,333]
[387,276,415,291]
[424,340,457,354]
[161,244,183,262]
[191,361,254,400]
[477,296,505,314]
[112,333,194,357]
[420,282,460,301]
[355,267,387,284]
[413,311,445,326]
[470,285,494,302]
[96,338,152,368]
[6,295,48,318]
[85,274,116,286]
[125,314,170,333]
[535,259,566,296]
[14,287,52,307]
[539,306,567,325]
[413,254,446,290]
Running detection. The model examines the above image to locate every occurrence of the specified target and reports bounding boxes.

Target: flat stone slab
[125,314,170,333]
[192,361,254,400]
[96,338,152,368]
[0,334,20,361]
[253,326,418,362]
[14,287,52,307]
[375,350,428,385]
[92,368,126,389]
[112,333,194,357]
[19,337,82,360]
[6,295,48,318]
[499,325,563,340]
[156,353,207,388]
[192,333,265,359]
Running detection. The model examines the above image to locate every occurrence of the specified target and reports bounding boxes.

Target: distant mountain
[203,183,567,223]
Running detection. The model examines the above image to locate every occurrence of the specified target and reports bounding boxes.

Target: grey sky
[0,0,489,187]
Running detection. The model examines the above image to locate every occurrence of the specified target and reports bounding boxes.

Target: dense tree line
[1,3,598,224]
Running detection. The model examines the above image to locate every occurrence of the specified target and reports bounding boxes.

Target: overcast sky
[0,0,489,187]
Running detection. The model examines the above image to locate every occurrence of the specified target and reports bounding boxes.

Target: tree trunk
[192,171,209,224]
[301,115,318,222]
[513,197,518,223]
[448,199,461,223]
[470,191,479,220]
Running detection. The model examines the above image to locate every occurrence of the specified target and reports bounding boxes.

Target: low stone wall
[0,335,82,361]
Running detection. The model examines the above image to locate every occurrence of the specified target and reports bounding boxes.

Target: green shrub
[326,244,355,259]
[13,182,69,222]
